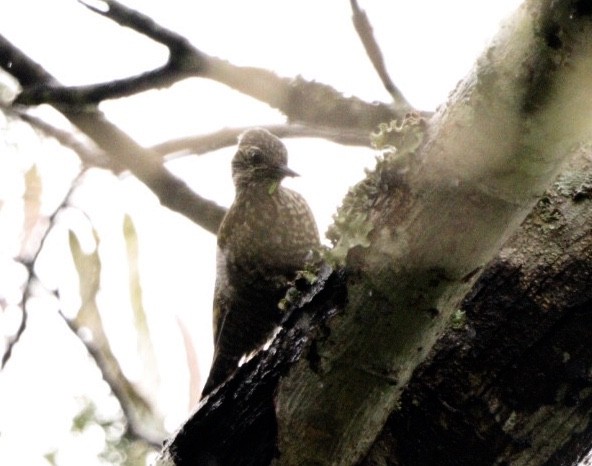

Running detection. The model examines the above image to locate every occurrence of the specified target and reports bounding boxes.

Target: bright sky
[0,1,524,465]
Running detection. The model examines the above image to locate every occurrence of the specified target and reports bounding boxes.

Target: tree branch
[155,265,346,465]
[0,34,226,235]
[14,65,186,107]
[150,124,371,159]
[350,0,411,111]
[156,154,592,465]
[78,0,194,50]
[16,0,204,106]
[14,109,113,169]
[1,165,84,369]
[13,0,404,131]
[1,297,27,368]
[59,310,164,450]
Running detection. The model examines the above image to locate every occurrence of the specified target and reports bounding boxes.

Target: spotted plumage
[202,128,320,396]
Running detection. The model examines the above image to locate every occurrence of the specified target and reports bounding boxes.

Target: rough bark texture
[361,153,592,466]
[158,265,347,466]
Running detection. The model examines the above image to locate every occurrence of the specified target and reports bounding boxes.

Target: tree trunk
[362,152,592,466]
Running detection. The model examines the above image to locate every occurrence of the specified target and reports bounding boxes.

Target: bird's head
[231,128,298,190]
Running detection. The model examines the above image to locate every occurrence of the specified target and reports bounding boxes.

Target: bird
[201,128,320,397]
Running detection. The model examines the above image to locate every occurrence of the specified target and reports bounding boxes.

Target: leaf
[20,165,43,259]
[68,228,163,438]
[68,229,100,309]
[123,214,159,391]
[176,316,201,410]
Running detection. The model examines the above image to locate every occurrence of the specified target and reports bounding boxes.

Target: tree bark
[361,152,592,466]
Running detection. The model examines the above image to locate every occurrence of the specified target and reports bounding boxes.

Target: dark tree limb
[350,0,411,111]
[69,111,226,234]
[0,34,226,235]
[14,64,185,107]
[1,166,83,369]
[13,0,405,131]
[156,265,347,466]
[13,109,113,169]
[78,0,196,51]
[15,0,204,107]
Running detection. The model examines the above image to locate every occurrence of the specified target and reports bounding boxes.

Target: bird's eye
[247,148,263,163]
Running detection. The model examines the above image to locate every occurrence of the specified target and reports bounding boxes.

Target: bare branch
[73,111,226,234]
[16,0,204,106]
[79,0,198,53]
[59,311,164,449]
[151,124,372,159]
[1,300,27,368]
[14,109,114,169]
[13,0,402,131]
[350,0,411,111]
[15,65,186,107]
[1,165,86,369]
[0,34,226,235]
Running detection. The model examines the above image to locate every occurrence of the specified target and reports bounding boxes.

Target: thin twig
[350,0,412,111]
[15,109,115,169]
[1,299,28,368]
[0,167,87,368]
[59,310,164,449]
[79,0,197,52]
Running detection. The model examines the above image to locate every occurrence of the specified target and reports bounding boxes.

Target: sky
[0,1,525,465]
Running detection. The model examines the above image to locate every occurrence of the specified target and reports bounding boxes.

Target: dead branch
[1,168,83,368]
[14,109,114,169]
[14,0,403,131]
[1,298,27,368]
[60,310,164,449]
[151,124,371,159]
[350,0,411,110]
[0,34,226,235]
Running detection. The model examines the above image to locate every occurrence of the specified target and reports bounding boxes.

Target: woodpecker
[202,128,320,396]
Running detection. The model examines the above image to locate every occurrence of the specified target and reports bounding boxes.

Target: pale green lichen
[278,257,324,311]
[450,309,467,330]
[370,113,426,155]
[278,286,303,312]
[326,114,426,266]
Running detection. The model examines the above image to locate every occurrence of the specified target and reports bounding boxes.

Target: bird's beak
[277,165,299,178]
